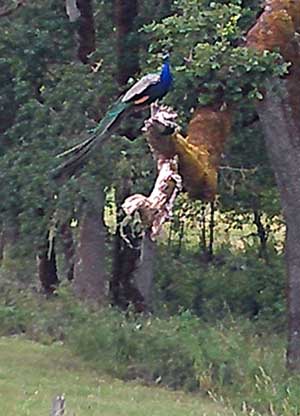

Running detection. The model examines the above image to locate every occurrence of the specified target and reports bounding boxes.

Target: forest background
[1,1,300,415]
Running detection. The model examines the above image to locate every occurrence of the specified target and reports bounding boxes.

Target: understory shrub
[155,245,285,326]
[68,306,300,415]
[0,286,299,415]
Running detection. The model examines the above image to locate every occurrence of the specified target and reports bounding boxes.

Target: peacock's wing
[121,73,160,103]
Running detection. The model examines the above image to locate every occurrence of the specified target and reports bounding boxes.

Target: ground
[0,336,235,415]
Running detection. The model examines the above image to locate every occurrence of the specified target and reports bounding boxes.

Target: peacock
[51,53,173,180]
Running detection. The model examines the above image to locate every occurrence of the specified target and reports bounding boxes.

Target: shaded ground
[0,336,234,415]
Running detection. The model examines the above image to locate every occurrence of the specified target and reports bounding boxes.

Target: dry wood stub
[122,105,182,240]
[121,103,231,240]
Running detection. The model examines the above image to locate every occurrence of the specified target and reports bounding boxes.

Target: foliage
[199,247,285,321]
[154,243,285,325]
[146,0,289,112]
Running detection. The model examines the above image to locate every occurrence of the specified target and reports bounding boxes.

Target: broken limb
[121,104,182,241]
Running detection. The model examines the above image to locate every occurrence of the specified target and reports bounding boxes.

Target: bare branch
[122,105,182,240]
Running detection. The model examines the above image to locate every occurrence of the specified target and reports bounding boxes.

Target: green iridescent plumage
[51,55,172,181]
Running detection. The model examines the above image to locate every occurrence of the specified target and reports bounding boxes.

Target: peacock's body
[52,54,173,180]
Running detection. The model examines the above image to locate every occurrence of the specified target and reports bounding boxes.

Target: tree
[246,0,300,371]
[115,0,139,85]
[64,0,109,304]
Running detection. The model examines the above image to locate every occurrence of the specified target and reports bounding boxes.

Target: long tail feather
[51,100,129,181]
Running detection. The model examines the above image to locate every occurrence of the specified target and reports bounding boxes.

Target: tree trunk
[110,181,146,313]
[111,220,145,312]
[73,192,107,305]
[256,78,300,371]
[113,0,140,285]
[158,0,172,18]
[245,0,300,371]
[114,0,140,139]
[133,231,155,311]
[75,0,96,64]
[115,0,139,86]
[37,233,59,295]
[59,222,75,281]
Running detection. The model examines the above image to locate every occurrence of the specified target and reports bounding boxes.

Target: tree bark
[109,0,142,311]
[158,0,172,18]
[75,0,96,64]
[115,0,139,86]
[59,222,75,281]
[110,178,147,312]
[256,78,300,370]
[133,231,155,310]
[73,191,107,305]
[110,218,145,312]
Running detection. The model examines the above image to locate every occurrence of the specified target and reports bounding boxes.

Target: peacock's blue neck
[160,59,173,89]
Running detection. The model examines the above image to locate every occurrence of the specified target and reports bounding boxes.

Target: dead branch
[122,104,182,240]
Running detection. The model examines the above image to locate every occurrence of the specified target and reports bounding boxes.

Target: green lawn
[0,336,235,415]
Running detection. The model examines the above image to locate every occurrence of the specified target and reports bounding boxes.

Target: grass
[0,336,235,416]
